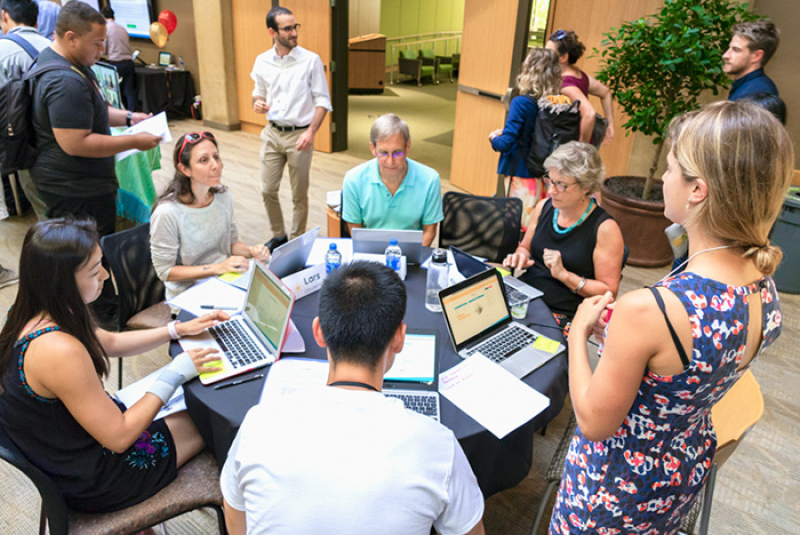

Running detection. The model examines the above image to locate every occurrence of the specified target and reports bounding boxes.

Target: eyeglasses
[543,172,577,193]
[552,29,567,41]
[177,131,216,162]
[376,150,406,160]
[277,24,301,33]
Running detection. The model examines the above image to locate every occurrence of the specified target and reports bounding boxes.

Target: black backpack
[0,35,86,173]
[524,95,581,178]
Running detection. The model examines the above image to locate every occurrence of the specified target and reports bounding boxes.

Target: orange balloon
[149,22,168,48]
[158,10,178,35]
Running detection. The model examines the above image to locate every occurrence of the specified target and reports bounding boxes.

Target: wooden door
[450,0,531,195]
[231,0,334,153]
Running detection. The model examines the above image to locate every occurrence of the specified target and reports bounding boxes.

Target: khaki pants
[259,125,313,240]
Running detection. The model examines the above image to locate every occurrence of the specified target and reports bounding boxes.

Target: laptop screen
[441,270,510,347]
[244,266,293,351]
[384,332,437,384]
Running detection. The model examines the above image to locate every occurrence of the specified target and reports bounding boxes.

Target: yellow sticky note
[218,272,244,282]
[495,266,511,277]
[199,360,227,382]
[533,336,560,354]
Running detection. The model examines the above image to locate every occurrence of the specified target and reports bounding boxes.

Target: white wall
[350,0,381,38]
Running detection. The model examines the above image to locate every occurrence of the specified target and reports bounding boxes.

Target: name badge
[281,263,326,299]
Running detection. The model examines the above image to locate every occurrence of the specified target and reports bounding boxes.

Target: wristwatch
[126,111,133,127]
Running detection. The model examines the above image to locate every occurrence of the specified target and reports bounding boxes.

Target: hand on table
[249,244,270,262]
[570,291,614,341]
[187,348,224,375]
[503,248,534,270]
[296,129,314,151]
[177,310,231,337]
[217,255,249,275]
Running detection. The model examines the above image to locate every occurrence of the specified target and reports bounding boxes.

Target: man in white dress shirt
[251,5,332,251]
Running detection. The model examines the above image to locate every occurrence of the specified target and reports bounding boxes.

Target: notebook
[351,228,424,264]
[438,269,563,379]
[183,261,296,385]
[449,245,543,306]
[269,226,320,278]
[382,329,441,421]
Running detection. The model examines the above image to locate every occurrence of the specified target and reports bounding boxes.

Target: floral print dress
[549,273,782,535]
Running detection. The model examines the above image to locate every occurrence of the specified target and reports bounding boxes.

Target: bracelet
[167,320,181,340]
[126,111,133,127]
[573,278,587,294]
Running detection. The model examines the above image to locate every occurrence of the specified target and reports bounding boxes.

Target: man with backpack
[0,0,50,220]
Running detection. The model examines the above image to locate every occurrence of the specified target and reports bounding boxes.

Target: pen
[214,373,265,390]
[201,305,238,310]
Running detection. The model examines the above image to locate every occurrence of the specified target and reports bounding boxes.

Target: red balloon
[158,10,178,35]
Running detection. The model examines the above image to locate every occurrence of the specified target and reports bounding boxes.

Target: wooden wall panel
[459,0,518,96]
[451,93,508,196]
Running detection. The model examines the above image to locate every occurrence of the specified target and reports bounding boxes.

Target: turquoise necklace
[553,198,594,235]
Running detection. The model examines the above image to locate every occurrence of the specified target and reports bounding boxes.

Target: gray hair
[544,141,605,194]
[370,114,410,145]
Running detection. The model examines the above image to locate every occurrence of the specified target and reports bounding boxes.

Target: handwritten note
[439,355,550,439]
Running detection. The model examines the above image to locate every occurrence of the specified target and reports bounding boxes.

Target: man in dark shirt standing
[723,20,780,101]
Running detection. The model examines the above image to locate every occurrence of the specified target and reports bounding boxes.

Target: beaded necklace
[553,198,594,235]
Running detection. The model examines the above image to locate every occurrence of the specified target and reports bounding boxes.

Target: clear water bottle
[385,239,402,273]
[425,248,449,312]
[178,55,185,70]
[325,243,342,273]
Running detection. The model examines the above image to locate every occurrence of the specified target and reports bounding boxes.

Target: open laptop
[438,268,563,379]
[351,228,424,264]
[269,226,320,278]
[450,245,543,307]
[382,329,441,421]
[192,261,296,385]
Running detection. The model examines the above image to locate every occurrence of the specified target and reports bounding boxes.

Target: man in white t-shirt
[221,262,485,535]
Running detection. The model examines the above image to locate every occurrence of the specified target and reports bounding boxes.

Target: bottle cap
[432,249,447,263]
[390,239,398,246]
[329,243,337,250]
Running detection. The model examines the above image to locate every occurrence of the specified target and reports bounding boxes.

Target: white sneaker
[0,266,19,289]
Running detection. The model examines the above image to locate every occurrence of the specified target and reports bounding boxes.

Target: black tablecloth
[176,261,569,497]
[135,66,195,119]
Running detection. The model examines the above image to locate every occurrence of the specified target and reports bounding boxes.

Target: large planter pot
[600,176,673,268]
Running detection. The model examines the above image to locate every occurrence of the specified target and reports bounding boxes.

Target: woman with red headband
[151,132,270,303]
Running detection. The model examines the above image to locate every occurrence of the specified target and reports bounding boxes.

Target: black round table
[176,260,568,497]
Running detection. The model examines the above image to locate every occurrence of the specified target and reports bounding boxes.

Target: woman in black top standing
[503,142,624,328]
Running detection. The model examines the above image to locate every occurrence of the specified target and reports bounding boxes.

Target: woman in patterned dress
[549,100,793,534]
[0,218,225,512]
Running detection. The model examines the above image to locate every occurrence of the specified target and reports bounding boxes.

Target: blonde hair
[544,141,605,194]
[669,100,794,275]
[516,47,561,98]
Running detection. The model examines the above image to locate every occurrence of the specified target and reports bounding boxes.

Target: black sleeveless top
[0,327,177,513]
[520,199,612,318]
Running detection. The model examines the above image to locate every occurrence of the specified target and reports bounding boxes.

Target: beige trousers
[259,125,314,240]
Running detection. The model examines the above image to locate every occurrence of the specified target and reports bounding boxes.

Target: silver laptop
[449,246,542,306]
[438,269,563,379]
[351,228,424,264]
[195,261,296,385]
[382,330,441,421]
[269,226,320,278]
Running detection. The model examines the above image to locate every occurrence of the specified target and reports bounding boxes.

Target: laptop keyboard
[466,324,537,363]
[384,392,440,421]
[209,320,270,369]
[504,284,529,307]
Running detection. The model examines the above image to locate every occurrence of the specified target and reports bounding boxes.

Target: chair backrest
[418,49,435,59]
[398,50,412,60]
[439,192,523,263]
[0,426,70,535]
[100,223,165,331]
[710,369,764,467]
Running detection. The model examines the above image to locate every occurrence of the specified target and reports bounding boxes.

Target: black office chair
[100,223,171,388]
[439,192,523,264]
[0,425,227,535]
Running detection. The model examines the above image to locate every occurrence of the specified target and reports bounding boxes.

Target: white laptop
[449,246,543,307]
[438,268,564,379]
[269,226,320,278]
[187,261,296,385]
[351,228,424,264]
[382,330,441,421]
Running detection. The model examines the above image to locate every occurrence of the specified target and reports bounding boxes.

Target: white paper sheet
[439,355,550,439]
[306,238,353,266]
[259,357,330,404]
[115,370,186,420]
[166,277,246,317]
[115,112,173,161]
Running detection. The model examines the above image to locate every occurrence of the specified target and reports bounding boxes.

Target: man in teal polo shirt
[342,114,443,246]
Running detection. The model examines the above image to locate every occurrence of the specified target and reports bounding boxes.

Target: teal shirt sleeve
[422,170,444,226]
[341,171,362,225]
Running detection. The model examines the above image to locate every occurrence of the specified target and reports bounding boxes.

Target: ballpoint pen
[200,305,238,310]
[214,373,265,390]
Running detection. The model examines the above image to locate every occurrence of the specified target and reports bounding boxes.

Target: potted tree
[595,0,758,266]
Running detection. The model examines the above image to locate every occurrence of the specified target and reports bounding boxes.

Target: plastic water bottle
[425,248,449,312]
[385,239,402,273]
[325,243,342,273]
[178,55,185,70]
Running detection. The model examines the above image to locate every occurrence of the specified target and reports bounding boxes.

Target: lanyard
[328,381,379,392]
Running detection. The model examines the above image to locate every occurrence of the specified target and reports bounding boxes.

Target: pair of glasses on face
[178,131,216,162]
[278,23,301,33]
[376,150,405,160]
[543,172,577,193]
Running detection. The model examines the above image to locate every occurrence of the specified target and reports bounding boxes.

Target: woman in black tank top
[503,142,625,324]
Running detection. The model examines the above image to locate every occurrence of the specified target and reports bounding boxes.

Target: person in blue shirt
[723,20,780,101]
[342,114,443,247]
[34,0,58,40]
